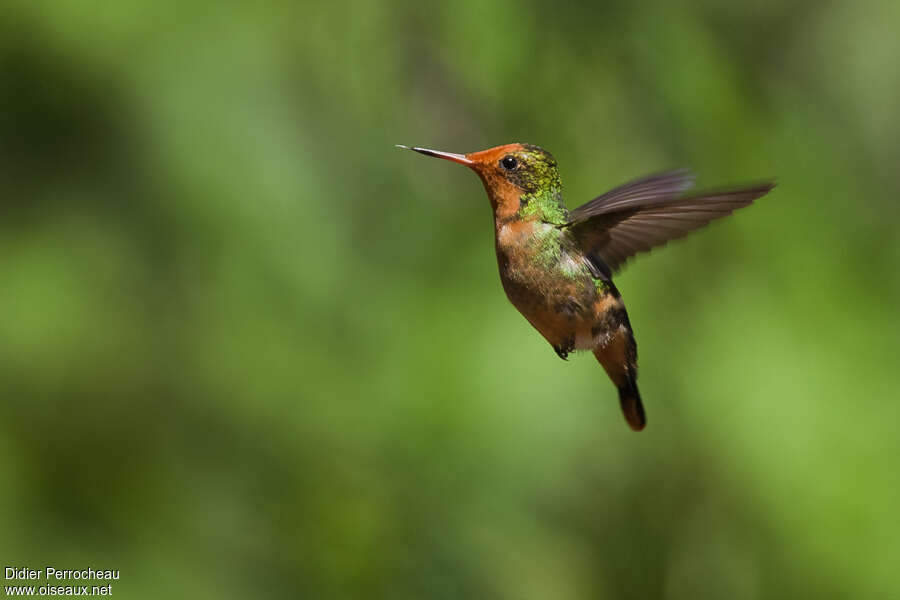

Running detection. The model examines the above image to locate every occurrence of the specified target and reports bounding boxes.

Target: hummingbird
[399,143,774,431]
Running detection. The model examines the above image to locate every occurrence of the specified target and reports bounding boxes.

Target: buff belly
[501,273,618,353]
[495,222,624,353]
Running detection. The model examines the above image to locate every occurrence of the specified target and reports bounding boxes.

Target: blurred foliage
[1,0,899,598]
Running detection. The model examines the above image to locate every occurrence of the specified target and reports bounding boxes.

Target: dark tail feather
[618,376,646,431]
[592,321,645,431]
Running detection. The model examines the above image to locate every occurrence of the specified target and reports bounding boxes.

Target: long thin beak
[396,144,473,166]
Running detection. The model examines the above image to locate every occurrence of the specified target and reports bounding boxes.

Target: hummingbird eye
[500,155,518,171]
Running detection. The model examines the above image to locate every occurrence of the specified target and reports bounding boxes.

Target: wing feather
[567,179,775,276]
[568,169,696,220]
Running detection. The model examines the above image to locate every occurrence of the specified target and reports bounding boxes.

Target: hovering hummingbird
[398,143,773,431]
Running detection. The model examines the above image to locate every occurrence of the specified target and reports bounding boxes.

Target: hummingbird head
[398,143,562,221]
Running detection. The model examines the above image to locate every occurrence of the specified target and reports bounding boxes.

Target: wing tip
[682,179,777,205]
[745,179,777,196]
[735,179,778,205]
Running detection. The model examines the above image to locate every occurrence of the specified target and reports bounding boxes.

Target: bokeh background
[2,1,899,598]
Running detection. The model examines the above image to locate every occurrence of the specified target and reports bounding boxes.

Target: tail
[617,375,645,431]
[593,325,646,431]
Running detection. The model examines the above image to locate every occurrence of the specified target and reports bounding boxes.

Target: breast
[494,221,599,349]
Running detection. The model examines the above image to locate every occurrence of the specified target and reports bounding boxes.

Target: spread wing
[567,170,775,277]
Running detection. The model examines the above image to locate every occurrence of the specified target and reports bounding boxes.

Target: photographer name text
[4,567,118,597]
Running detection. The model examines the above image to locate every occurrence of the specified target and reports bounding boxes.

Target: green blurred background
[2,1,899,598]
